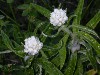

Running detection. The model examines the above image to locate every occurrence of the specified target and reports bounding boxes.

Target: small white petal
[54,9,59,13]
[59,18,63,21]
[64,16,68,21]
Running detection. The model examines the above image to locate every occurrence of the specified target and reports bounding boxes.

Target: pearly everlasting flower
[50,9,68,26]
[24,36,43,55]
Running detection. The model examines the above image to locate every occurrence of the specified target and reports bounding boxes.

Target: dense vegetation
[0,0,100,75]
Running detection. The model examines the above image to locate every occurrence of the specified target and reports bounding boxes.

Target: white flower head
[50,8,68,26]
[24,36,43,55]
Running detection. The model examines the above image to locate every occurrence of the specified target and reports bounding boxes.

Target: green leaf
[17,4,29,10]
[25,56,34,68]
[72,0,84,33]
[7,0,14,3]
[31,3,51,19]
[40,23,51,42]
[22,10,29,16]
[40,50,48,59]
[33,22,45,36]
[64,52,77,75]
[1,30,14,51]
[51,54,60,67]
[70,25,99,38]
[67,15,76,25]
[59,34,69,69]
[1,30,25,57]
[74,58,83,75]
[79,32,100,56]
[38,58,64,75]
[82,41,97,69]
[86,11,100,29]
[72,0,84,25]
[12,40,20,47]
[0,20,4,26]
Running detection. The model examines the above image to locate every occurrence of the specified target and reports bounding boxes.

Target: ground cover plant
[0,0,100,75]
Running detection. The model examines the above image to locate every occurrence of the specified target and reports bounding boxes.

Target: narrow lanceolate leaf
[71,25,99,38]
[31,3,51,19]
[33,22,45,36]
[74,58,83,75]
[38,58,64,75]
[51,54,60,67]
[59,34,69,69]
[79,32,100,56]
[72,0,84,25]
[82,41,97,69]
[67,15,77,25]
[1,30,24,57]
[64,52,77,75]
[1,30,14,51]
[86,11,100,29]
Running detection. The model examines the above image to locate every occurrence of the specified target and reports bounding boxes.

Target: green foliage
[82,41,97,69]
[38,58,64,75]
[59,34,69,69]
[17,4,29,10]
[73,0,84,25]
[70,25,99,38]
[1,30,25,57]
[1,30,14,51]
[80,32,100,56]
[64,52,77,75]
[0,0,100,74]
[74,58,83,75]
[86,11,100,29]
[72,0,84,37]
[31,3,51,19]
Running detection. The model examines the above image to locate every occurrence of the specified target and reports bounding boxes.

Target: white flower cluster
[50,9,68,26]
[24,36,43,55]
